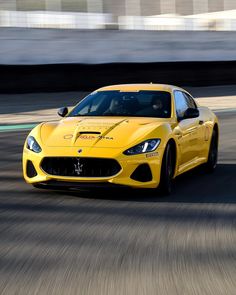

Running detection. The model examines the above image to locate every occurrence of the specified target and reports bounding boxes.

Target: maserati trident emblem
[74,158,83,175]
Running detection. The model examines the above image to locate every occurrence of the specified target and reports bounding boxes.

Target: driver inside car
[104,97,128,115]
[152,97,163,111]
[136,95,166,117]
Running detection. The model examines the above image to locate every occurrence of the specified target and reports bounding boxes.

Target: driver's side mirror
[58,107,68,117]
[183,108,199,119]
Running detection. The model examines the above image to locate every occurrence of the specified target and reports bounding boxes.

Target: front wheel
[205,129,218,173]
[159,143,175,195]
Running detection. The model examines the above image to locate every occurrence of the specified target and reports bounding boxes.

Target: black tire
[205,129,218,173]
[159,143,175,195]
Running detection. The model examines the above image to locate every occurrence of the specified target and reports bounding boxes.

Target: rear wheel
[159,143,175,195]
[205,129,218,173]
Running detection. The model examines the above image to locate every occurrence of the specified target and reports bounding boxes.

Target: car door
[173,91,200,170]
[183,92,206,158]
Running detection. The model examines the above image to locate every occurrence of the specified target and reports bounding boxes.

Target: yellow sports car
[23,84,219,194]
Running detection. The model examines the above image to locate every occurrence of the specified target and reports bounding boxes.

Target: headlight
[123,139,161,155]
[27,136,42,153]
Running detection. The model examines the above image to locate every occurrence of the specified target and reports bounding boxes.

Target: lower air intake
[131,164,152,182]
[26,160,37,178]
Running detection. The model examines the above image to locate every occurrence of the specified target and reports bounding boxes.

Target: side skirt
[177,157,207,176]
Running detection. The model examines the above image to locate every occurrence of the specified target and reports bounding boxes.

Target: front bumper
[23,146,164,189]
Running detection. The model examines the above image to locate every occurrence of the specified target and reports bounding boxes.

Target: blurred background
[1,2,236,295]
[1,0,236,30]
[1,0,236,91]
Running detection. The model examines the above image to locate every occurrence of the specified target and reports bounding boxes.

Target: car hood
[40,117,167,148]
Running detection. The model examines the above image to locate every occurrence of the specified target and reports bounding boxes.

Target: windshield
[69,90,172,118]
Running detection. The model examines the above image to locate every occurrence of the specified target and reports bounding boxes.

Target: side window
[184,93,197,109]
[174,91,189,119]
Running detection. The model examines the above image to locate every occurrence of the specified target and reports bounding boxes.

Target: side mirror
[58,107,68,117]
[183,108,199,119]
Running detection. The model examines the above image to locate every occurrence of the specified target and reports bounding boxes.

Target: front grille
[41,157,121,177]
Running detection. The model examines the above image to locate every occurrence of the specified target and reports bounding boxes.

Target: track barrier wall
[0,61,236,93]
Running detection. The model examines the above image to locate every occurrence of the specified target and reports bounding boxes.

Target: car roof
[97,84,185,93]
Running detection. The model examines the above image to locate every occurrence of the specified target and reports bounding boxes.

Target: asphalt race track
[0,111,236,295]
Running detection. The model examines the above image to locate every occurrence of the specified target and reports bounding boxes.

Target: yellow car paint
[23,84,219,189]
